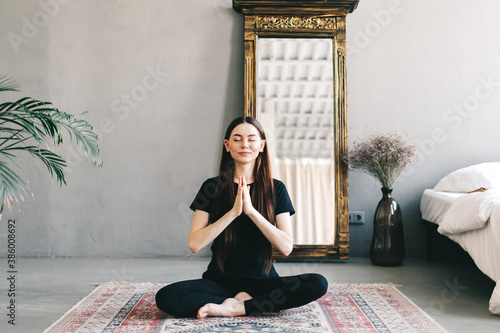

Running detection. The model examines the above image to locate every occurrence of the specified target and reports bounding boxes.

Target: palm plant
[0,74,102,214]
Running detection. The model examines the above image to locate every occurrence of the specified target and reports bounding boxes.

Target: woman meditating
[155,116,327,318]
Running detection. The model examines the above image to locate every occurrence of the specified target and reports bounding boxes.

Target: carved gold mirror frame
[233,0,359,260]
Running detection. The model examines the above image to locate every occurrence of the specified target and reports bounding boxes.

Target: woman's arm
[239,176,293,256]
[188,182,245,253]
[246,210,293,256]
[188,210,240,253]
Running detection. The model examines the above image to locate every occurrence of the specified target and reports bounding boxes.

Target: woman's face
[224,123,266,164]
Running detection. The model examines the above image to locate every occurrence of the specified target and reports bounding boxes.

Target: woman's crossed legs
[155,273,327,318]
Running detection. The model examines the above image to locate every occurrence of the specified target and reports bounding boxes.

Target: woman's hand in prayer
[239,176,256,216]
[231,180,244,217]
[230,176,257,218]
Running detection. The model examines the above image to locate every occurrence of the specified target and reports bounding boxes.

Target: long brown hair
[210,116,275,274]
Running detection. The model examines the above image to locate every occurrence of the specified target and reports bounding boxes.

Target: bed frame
[422,219,470,261]
[423,219,435,261]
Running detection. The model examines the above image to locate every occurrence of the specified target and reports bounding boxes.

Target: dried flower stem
[346,133,416,188]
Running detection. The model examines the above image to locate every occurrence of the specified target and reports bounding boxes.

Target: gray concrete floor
[1,256,499,332]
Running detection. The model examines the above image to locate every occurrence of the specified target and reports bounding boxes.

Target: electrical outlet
[349,211,365,224]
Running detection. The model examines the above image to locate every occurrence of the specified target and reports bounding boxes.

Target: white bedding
[420,189,500,315]
[420,189,464,224]
[438,189,500,235]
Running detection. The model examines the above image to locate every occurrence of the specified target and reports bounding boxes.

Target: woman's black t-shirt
[190,177,295,280]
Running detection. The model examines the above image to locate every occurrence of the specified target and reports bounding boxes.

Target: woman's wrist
[245,207,260,220]
[228,208,240,220]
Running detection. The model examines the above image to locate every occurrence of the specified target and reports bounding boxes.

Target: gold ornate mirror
[233,0,359,260]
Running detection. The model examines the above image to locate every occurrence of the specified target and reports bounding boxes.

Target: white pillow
[433,162,500,193]
[438,189,500,235]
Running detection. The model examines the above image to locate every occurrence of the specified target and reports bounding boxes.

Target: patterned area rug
[43,282,448,333]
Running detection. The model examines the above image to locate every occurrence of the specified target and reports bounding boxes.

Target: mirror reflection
[256,38,335,245]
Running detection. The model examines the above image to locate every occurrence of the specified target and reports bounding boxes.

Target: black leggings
[155,273,328,317]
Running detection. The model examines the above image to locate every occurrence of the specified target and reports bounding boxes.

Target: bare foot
[234,291,252,302]
[197,297,245,319]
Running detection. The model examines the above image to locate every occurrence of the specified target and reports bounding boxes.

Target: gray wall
[346,0,500,256]
[1,0,499,258]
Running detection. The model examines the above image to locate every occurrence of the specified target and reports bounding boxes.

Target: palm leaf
[49,109,102,167]
[0,97,102,166]
[0,98,61,144]
[0,75,20,93]
[0,161,30,212]
[7,146,67,186]
[0,76,102,213]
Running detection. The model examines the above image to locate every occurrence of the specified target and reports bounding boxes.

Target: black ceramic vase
[370,187,405,266]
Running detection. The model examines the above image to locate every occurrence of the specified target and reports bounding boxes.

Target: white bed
[420,162,500,315]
